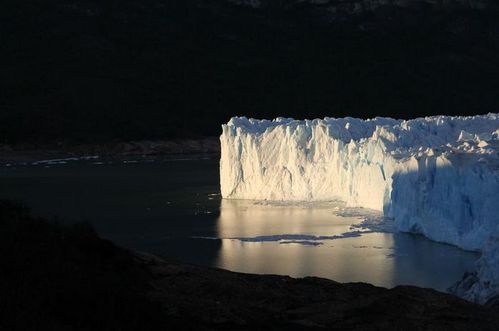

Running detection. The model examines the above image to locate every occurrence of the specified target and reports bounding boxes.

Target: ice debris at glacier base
[220,114,499,303]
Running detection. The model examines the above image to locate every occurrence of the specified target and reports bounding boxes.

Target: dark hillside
[0,200,171,330]
[1,0,498,144]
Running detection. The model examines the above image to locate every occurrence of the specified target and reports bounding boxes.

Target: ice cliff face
[221,114,499,249]
[220,114,499,302]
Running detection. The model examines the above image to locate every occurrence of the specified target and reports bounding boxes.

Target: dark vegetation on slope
[0,200,171,330]
[1,199,499,330]
[1,0,499,144]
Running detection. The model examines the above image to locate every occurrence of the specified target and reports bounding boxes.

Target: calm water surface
[0,156,478,291]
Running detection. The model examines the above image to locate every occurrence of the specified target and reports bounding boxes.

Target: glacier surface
[220,114,499,303]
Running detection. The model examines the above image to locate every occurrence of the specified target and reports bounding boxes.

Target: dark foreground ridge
[1,200,498,330]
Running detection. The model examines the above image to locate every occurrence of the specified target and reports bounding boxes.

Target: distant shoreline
[0,137,220,165]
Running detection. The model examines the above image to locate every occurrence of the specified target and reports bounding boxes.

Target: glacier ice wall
[221,114,499,250]
[220,114,499,302]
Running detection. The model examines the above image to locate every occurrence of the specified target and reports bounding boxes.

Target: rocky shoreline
[139,253,499,330]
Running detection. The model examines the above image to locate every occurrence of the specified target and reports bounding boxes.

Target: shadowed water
[0,157,478,291]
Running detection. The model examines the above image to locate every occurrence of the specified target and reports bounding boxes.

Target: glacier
[220,114,499,303]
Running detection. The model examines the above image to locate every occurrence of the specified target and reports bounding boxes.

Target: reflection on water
[0,158,479,291]
[215,199,478,291]
[215,234,397,287]
[216,199,368,238]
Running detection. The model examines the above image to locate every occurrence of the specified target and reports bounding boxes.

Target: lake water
[0,155,478,291]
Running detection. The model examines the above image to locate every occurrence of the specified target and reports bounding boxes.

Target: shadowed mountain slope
[1,0,498,144]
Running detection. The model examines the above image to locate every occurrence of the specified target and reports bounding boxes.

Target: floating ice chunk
[458,130,475,142]
[80,155,99,160]
[32,157,79,165]
[231,231,367,243]
[279,240,323,246]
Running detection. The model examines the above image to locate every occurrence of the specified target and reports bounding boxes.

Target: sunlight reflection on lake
[216,199,365,238]
[215,199,478,290]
